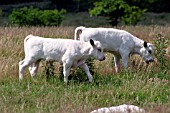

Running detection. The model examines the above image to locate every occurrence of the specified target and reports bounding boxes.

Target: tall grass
[0,26,169,113]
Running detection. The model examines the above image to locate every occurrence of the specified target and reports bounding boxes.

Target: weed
[153,34,168,71]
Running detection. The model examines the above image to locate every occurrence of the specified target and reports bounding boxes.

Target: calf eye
[148,50,152,54]
[98,48,101,52]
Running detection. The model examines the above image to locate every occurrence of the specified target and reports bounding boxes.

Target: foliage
[8,7,66,26]
[121,5,146,25]
[153,34,169,72]
[149,0,170,12]
[40,9,66,26]
[126,0,170,13]
[89,0,146,25]
[1,0,170,14]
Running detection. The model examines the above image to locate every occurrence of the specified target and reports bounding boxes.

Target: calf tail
[24,34,33,44]
[74,26,86,40]
[23,34,33,56]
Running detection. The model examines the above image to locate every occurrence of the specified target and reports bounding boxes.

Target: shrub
[8,7,66,26]
[153,34,169,72]
[40,9,66,26]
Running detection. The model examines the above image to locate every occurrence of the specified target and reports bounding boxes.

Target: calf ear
[90,39,94,46]
[144,42,147,48]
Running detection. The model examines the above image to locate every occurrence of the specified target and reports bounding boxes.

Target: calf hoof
[88,79,94,84]
[19,76,23,81]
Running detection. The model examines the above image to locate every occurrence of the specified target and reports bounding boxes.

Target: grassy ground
[0,26,169,113]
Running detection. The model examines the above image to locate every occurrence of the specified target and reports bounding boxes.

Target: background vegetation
[0,0,170,26]
[8,7,66,26]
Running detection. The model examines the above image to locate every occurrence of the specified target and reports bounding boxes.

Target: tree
[89,0,146,25]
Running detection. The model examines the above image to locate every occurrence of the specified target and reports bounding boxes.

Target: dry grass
[0,25,170,78]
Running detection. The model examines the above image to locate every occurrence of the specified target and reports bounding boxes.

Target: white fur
[74,26,154,72]
[19,34,105,82]
[90,104,145,113]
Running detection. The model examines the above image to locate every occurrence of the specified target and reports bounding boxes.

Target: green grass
[0,71,169,113]
[0,26,169,113]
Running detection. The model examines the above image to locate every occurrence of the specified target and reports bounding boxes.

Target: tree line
[1,0,170,13]
[1,0,170,26]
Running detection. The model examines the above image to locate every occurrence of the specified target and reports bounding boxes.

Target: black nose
[149,59,154,62]
[103,57,105,60]
[146,60,149,64]
[146,59,154,64]
[99,57,105,61]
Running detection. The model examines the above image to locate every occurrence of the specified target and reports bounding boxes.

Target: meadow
[0,25,169,113]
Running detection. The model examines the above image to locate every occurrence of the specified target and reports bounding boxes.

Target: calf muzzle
[99,56,105,61]
[146,59,154,64]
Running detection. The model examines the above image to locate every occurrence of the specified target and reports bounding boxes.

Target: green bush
[153,34,169,72]
[8,7,66,26]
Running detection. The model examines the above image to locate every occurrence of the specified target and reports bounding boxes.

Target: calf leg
[119,48,130,71]
[121,54,129,71]
[29,61,40,80]
[19,57,36,80]
[63,63,71,83]
[79,63,93,82]
[113,55,120,73]
[45,61,54,80]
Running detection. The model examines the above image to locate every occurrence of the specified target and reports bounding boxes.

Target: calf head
[140,42,154,64]
[90,39,105,61]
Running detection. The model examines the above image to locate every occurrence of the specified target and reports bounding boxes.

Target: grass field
[0,26,169,113]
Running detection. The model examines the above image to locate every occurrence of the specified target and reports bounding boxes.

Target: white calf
[19,34,105,83]
[74,26,154,72]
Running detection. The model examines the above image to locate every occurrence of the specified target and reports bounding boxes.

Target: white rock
[90,104,145,113]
